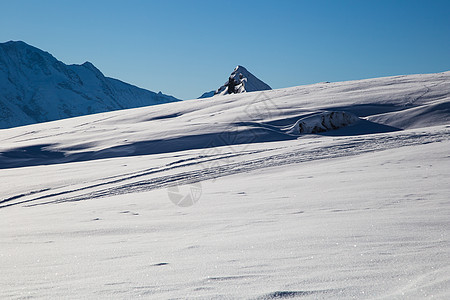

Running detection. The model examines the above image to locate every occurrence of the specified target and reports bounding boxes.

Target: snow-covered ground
[0,71,449,299]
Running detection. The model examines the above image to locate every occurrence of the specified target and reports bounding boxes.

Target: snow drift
[287,111,360,134]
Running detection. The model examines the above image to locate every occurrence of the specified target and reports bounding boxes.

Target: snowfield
[0,71,449,299]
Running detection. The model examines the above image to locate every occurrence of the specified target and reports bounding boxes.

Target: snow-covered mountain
[0,41,179,129]
[199,65,271,98]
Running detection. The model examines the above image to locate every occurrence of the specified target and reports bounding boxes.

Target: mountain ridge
[0,41,180,129]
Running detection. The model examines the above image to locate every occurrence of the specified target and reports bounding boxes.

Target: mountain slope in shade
[0,41,180,129]
[199,65,271,98]
[198,90,215,99]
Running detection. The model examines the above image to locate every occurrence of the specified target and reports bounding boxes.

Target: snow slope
[0,70,448,169]
[0,41,179,129]
[0,71,449,299]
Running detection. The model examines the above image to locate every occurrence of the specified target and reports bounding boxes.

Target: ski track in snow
[2,126,447,208]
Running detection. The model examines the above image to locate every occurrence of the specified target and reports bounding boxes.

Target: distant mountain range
[0,41,180,129]
[199,65,272,98]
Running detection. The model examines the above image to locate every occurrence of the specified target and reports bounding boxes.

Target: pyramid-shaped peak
[214,65,271,96]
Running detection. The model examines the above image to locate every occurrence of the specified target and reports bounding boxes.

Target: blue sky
[1,0,449,99]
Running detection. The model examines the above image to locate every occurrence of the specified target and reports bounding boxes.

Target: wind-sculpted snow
[0,41,179,129]
[0,71,449,299]
[286,111,359,134]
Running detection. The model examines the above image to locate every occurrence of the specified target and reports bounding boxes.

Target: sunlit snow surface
[0,72,449,299]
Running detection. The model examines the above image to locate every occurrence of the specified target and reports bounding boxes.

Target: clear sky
[1,0,449,100]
